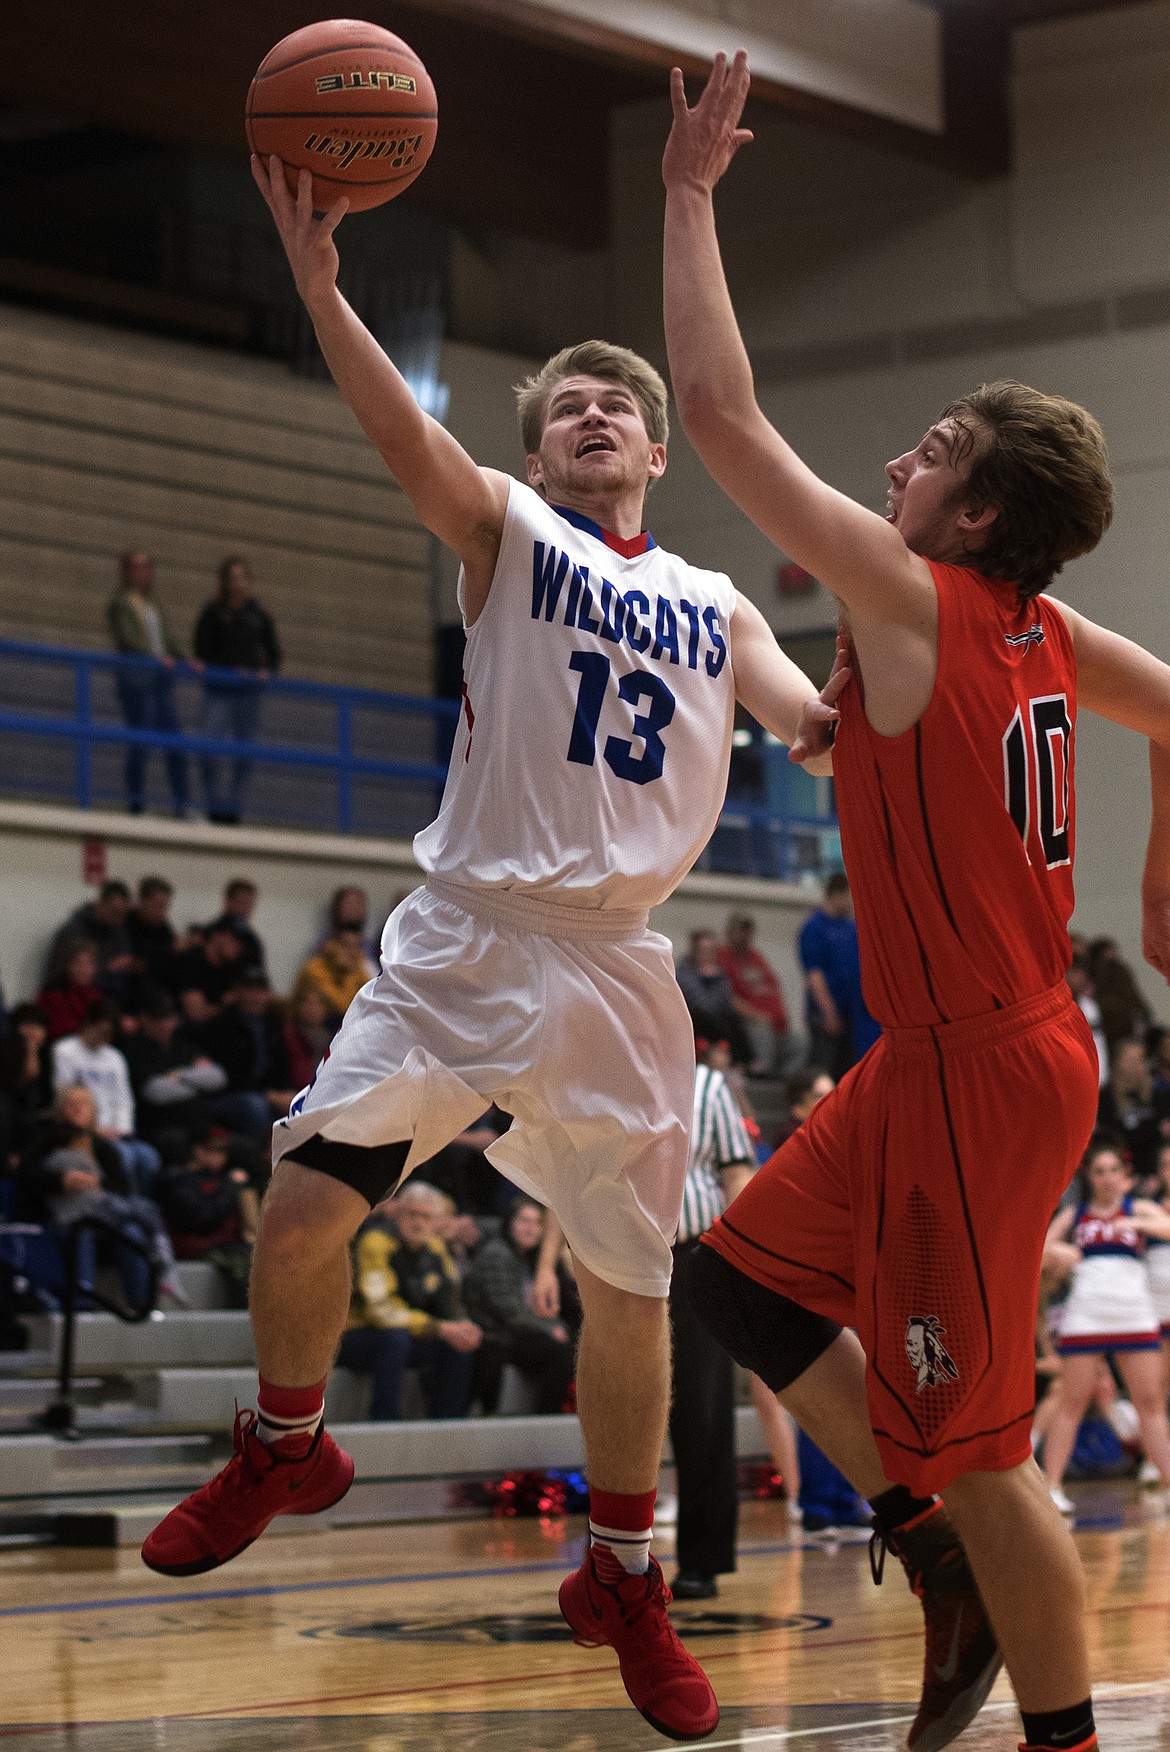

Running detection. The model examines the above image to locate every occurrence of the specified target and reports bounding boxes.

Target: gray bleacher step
[1,1493,337,1549]
[54,1433,213,1471]
[172,1261,232,1310]
[134,1367,255,1427]
[0,1377,102,1409]
[22,1310,255,1370]
[0,1350,59,1378]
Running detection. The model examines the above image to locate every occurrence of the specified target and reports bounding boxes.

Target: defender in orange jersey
[663,52,1170,1752]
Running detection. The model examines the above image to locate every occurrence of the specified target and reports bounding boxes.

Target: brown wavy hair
[941,381,1112,602]
[514,340,669,457]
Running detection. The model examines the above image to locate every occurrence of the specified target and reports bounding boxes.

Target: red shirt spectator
[37,945,104,1042]
[717,913,789,1033]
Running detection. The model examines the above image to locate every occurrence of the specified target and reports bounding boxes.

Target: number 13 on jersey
[567,653,677,786]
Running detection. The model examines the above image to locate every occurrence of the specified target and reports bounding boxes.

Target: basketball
[245,18,437,214]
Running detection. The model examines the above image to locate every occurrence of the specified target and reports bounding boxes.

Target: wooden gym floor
[1,1485,1167,1750]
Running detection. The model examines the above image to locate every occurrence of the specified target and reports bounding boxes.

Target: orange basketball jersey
[834,563,1076,1028]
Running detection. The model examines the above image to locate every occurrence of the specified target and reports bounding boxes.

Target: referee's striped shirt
[677,1063,755,1243]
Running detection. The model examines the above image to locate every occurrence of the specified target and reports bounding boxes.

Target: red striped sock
[588,1487,657,1581]
[256,1376,326,1458]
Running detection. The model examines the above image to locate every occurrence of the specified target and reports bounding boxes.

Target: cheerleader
[1041,1136,1170,1511]
[1145,1143,1170,1405]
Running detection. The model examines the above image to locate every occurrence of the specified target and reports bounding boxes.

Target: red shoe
[1018,1741,1098,1752]
[872,1506,1002,1752]
[141,1408,354,1577]
[559,1550,719,1742]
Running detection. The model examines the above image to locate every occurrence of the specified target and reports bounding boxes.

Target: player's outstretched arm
[252,155,507,617]
[730,592,845,775]
[1052,601,1170,982]
[662,56,931,627]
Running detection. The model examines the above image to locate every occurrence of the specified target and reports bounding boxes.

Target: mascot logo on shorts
[905,1315,959,1393]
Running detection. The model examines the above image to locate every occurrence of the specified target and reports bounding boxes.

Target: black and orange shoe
[871,1503,1003,1752]
[559,1550,719,1741]
[141,1407,354,1576]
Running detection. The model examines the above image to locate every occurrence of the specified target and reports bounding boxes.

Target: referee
[668,1045,756,1598]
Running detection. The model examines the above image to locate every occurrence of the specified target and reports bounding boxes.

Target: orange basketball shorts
[704,982,1099,1495]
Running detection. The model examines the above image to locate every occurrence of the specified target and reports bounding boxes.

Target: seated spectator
[50,999,161,1195]
[123,988,229,1162]
[157,1126,258,1308]
[213,878,266,975]
[716,912,790,1075]
[197,970,294,1137]
[168,918,248,1022]
[1089,937,1153,1055]
[46,880,136,1004]
[420,1108,512,1219]
[283,987,333,1093]
[336,1181,481,1420]
[24,1084,183,1306]
[798,873,880,1078]
[773,1068,835,1150]
[293,926,376,1028]
[126,876,180,995]
[1097,1038,1170,1183]
[38,943,104,1043]
[676,930,753,1066]
[0,1003,53,1170]
[462,1198,577,1414]
[325,884,381,965]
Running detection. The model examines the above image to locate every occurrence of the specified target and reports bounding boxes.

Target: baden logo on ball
[245,18,438,214]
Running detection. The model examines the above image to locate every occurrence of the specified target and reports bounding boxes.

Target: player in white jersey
[142,155,842,1742]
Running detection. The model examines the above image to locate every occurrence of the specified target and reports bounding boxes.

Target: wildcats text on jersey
[531,540,728,677]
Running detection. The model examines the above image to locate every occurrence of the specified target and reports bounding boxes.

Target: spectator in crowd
[123,988,229,1162]
[168,919,248,1021]
[214,878,266,975]
[293,926,376,1028]
[1088,937,1152,1055]
[419,1109,512,1219]
[194,556,281,824]
[462,1198,577,1415]
[37,943,104,1042]
[157,1125,258,1307]
[197,970,294,1137]
[773,1067,835,1151]
[798,873,879,1078]
[326,884,381,964]
[126,876,181,996]
[24,1084,183,1305]
[107,549,190,818]
[47,881,136,1005]
[676,929,753,1067]
[716,913,790,1075]
[336,1182,481,1420]
[1067,955,1108,1088]
[1097,1038,1170,1183]
[0,1003,53,1170]
[667,1049,758,1598]
[50,998,161,1194]
[283,987,333,1094]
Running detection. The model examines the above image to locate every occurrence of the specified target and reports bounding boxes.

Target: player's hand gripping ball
[246,18,437,214]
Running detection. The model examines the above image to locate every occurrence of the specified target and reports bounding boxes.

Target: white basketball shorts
[272,878,696,1296]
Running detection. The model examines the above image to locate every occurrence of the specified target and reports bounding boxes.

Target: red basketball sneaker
[559,1550,719,1742]
[141,1408,355,1576]
[872,1506,1002,1752]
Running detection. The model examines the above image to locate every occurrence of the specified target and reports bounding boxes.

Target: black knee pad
[683,1243,841,1393]
[282,1135,411,1208]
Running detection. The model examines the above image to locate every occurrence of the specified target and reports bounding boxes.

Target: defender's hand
[789,640,851,767]
[250,154,348,311]
[662,51,753,195]
[1142,890,1170,982]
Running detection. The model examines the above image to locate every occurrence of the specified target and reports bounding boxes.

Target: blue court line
[0,1537,802,1621]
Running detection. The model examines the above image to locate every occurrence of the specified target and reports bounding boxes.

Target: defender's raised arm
[252,155,507,616]
[661,55,932,628]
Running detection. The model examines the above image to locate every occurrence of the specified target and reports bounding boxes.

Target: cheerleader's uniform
[1057,1199,1162,1356]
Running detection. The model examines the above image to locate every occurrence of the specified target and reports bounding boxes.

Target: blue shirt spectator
[798,873,879,1077]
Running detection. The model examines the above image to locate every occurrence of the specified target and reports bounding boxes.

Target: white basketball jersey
[414,479,738,912]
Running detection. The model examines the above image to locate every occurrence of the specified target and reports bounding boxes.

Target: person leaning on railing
[107,550,191,819]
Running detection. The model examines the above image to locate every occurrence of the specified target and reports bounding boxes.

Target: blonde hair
[941,381,1112,601]
[514,340,669,456]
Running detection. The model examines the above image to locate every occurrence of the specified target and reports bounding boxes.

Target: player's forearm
[663,185,757,439]
[305,284,430,468]
[1142,739,1170,901]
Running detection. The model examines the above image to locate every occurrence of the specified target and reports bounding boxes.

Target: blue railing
[0,638,839,879]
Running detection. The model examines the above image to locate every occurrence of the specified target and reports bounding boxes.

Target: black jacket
[194,598,281,673]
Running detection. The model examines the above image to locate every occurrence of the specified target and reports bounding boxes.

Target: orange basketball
[246,18,437,214]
